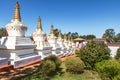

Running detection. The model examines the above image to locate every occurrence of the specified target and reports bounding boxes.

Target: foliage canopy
[39,60,56,77]
[64,57,85,73]
[79,40,110,69]
[95,59,120,80]
[115,48,120,61]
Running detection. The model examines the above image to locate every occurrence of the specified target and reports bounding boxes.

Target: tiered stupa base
[0,37,41,68]
[35,47,52,59]
[0,58,8,67]
[60,48,67,56]
[52,48,61,56]
[48,38,61,56]
[57,41,66,56]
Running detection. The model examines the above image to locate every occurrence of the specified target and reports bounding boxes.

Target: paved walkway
[0,54,76,80]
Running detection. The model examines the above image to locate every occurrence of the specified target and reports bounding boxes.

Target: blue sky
[0,0,120,38]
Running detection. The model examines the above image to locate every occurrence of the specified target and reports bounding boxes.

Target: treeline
[102,28,120,43]
[53,28,96,40]
[0,27,120,43]
[54,28,120,42]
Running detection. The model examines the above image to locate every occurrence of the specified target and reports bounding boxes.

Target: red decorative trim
[107,44,120,47]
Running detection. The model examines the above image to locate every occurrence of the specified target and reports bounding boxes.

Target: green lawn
[19,62,101,80]
[50,71,100,80]
[19,70,101,80]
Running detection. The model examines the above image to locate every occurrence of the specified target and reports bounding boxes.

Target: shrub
[115,48,120,61]
[64,56,84,73]
[39,60,56,77]
[44,54,62,71]
[75,49,80,55]
[113,75,120,80]
[79,40,110,69]
[95,59,120,80]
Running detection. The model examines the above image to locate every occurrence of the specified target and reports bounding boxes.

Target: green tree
[79,40,110,69]
[115,48,120,61]
[54,28,59,37]
[114,33,120,42]
[79,34,96,40]
[66,32,71,39]
[113,75,120,80]
[102,29,120,43]
[102,28,115,39]
[116,33,120,39]
[112,36,118,42]
[95,59,120,80]
[0,28,7,38]
[85,35,96,40]
[71,32,79,39]
[64,57,84,73]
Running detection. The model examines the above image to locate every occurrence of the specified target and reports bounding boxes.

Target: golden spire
[37,16,42,31]
[50,25,54,34]
[13,2,21,22]
[64,33,67,40]
[68,34,71,41]
[58,30,61,38]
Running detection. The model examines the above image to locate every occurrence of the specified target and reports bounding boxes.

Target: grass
[50,72,95,80]
[50,62,101,80]
[19,70,101,80]
[19,62,101,80]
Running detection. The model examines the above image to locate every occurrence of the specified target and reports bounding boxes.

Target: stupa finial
[58,30,61,38]
[37,16,42,31]
[50,25,54,34]
[64,33,67,40]
[68,34,71,41]
[13,2,21,22]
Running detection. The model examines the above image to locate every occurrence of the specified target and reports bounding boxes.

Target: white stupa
[57,30,66,56]
[69,37,75,54]
[32,17,52,59]
[67,35,74,54]
[48,25,61,56]
[0,2,40,68]
[63,33,70,54]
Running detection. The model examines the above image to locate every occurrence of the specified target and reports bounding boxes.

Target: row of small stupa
[0,2,75,68]
[32,16,75,58]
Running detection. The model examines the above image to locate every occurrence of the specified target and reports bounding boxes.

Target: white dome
[6,21,27,37]
[32,30,46,37]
